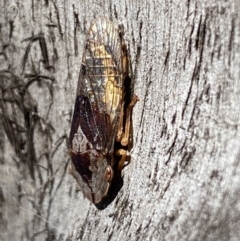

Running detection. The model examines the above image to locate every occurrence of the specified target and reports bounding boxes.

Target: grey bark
[1,0,240,240]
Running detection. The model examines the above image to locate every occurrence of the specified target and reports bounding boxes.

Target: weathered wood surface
[1,1,240,240]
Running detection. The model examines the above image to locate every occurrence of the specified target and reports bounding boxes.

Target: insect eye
[103,166,113,182]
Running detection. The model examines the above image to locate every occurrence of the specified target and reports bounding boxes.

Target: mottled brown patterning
[69,18,138,203]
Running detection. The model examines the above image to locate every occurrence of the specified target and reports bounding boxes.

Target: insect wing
[69,18,125,203]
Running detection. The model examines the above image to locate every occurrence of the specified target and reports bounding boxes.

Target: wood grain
[0,1,240,240]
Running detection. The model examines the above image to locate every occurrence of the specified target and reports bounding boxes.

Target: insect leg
[116,102,125,142]
[120,95,139,146]
[115,149,128,170]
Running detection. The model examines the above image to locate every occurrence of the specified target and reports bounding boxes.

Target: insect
[68,18,138,203]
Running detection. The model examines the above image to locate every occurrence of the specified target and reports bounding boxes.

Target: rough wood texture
[1,1,240,240]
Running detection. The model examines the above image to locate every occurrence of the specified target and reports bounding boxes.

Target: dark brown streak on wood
[108,2,113,20]
[132,19,142,99]
[47,25,59,62]
[176,137,187,156]
[126,218,133,234]
[228,17,235,66]
[180,145,196,168]
[136,7,141,21]
[46,24,57,28]
[182,14,207,120]
[199,83,210,103]
[136,224,142,238]
[136,218,151,240]
[195,15,202,50]
[77,209,90,241]
[165,130,178,165]
[164,50,170,66]
[181,64,195,119]
[187,15,207,128]
[161,166,178,200]
[163,50,170,74]
[187,95,198,131]
[124,5,128,18]
[107,230,113,241]
[139,20,143,47]
[21,34,54,71]
[188,18,195,58]
[160,113,167,138]
[215,84,221,112]
[211,26,221,64]
[171,111,177,125]
[196,14,207,75]
[0,24,8,60]
[186,0,191,19]
[32,0,35,21]
[73,5,80,57]
[51,135,67,159]
[131,20,143,144]
[52,1,63,40]
[182,61,201,132]
[183,8,196,70]
[151,160,159,191]
[9,20,14,39]
[133,20,142,79]
[114,4,118,19]
[38,34,53,70]
[25,74,54,99]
